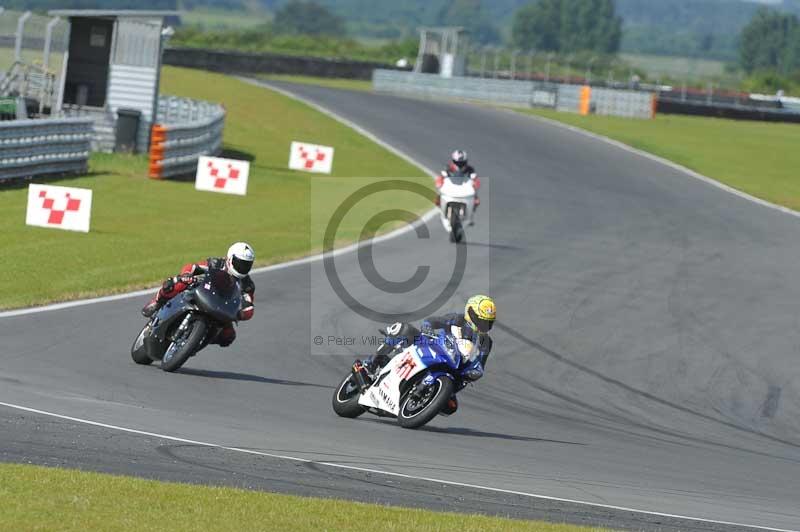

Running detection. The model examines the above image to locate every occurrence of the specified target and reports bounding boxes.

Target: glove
[465,368,484,381]
[239,293,254,321]
[178,274,197,285]
[464,360,484,381]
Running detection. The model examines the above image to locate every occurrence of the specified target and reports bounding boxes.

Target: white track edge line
[0,400,794,532]
[5,83,796,531]
[521,111,800,220]
[0,79,438,319]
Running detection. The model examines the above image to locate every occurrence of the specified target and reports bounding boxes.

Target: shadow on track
[359,418,581,444]
[176,367,333,389]
[495,322,800,451]
[464,241,525,252]
[419,425,585,444]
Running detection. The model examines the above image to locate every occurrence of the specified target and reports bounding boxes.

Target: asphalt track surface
[2,81,800,531]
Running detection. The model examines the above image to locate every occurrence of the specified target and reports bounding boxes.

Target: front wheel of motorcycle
[397,375,454,429]
[131,323,153,365]
[449,209,464,244]
[161,317,207,373]
[332,372,365,418]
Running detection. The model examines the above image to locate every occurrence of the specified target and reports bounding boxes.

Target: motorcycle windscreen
[194,269,242,323]
[417,336,461,369]
[447,172,470,185]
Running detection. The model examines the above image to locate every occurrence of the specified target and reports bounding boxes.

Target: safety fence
[373,70,655,119]
[148,96,225,179]
[163,47,400,80]
[0,117,92,182]
[0,10,69,117]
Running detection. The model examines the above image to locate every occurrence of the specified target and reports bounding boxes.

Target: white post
[565,55,573,83]
[43,17,61,70]
[510,50,519,80]
[585,57,596,85]
[414,30,427,74]
[527,51,535,81]
[55,45,70,115]
[545,53,553,83]
[15,11,32,63]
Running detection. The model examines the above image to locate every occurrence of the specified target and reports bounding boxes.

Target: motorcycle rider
[141,242,256,347]
[362,295,496,414]
[437,150,481,226]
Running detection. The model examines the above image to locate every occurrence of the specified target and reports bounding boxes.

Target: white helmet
[451,150,468,169]
[226,242,255,279]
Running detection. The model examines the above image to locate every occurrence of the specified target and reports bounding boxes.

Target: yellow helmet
[464,295,496,334]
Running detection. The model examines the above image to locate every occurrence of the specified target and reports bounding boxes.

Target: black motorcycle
[131,268,242,372]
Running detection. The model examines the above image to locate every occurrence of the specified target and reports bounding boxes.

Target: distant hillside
[14,0,798,61]
[300,0,800,59]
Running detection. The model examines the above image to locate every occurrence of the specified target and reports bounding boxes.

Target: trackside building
[51,9,176,153]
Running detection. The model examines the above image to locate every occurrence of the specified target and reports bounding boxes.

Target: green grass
[620,53,727,80]
[180,8,271,30]
[0,66,430,310]
[0,463,612,532]
[520,109,800,211]
[259,74,373,92]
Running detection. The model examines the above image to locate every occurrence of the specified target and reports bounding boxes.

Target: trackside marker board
[196,156,250,196]
[26,184,92,233]
[289,141,334,174]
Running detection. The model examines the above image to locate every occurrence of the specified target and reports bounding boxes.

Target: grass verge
[258,73,373,92]
[0,463,611,532]
[520,109,800,211]
[0,66,430,310]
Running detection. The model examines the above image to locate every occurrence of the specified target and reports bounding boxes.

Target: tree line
[739,8,800,75]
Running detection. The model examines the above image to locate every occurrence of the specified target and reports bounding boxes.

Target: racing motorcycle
[437,169,477,244]
[332,328,472,429]
[130,268,242,372]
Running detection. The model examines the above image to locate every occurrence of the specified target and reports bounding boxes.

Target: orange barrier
[148,124,167,179]
[579,86,592,115]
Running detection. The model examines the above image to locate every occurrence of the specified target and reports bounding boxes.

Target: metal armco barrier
[0,117,92,181]
[373,70,655,119]
[373,69,554,107]
[590,87,655,119]
[148,96,225,179]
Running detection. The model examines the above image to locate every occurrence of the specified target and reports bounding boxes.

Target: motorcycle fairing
[358,337,462,416]
[194,270,241,323]
[358,344,426,416]
[145,291,197,360]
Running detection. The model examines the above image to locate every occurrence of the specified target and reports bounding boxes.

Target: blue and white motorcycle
[332,329,475,429]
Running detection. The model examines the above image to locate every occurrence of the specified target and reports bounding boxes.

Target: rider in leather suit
[140,242,256,347]
[363,295,496,414]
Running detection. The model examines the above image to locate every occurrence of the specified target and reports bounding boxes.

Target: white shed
[50,10,177,153]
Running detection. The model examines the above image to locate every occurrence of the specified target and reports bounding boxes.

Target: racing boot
[469,196,480,226]
[352,360,372,390]
[141,293,167,318]
[361,354,389,377]
[441,394,459,416]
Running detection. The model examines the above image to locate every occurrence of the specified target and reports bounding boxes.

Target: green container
[0,98,17,116]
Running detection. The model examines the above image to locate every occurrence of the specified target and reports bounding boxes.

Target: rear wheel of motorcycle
[161,318,207,373]
[131,323,153,365]
[397,375,454,429]
[332,373,365,418]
